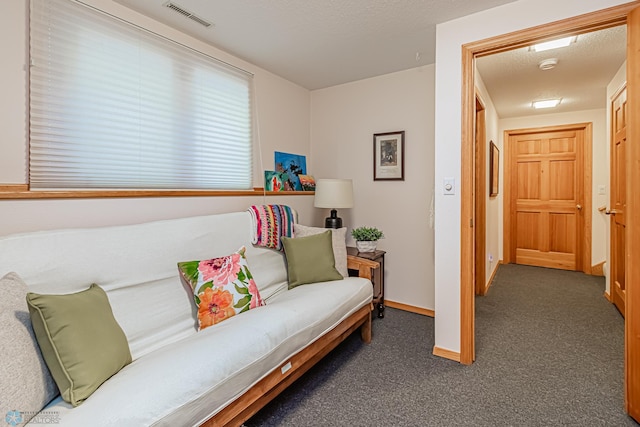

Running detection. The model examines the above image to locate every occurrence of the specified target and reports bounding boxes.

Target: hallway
[476,263,632,424]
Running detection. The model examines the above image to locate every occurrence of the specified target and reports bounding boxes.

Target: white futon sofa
[0,211,376,426]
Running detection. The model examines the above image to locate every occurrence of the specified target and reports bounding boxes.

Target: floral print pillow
[177,247,264,330]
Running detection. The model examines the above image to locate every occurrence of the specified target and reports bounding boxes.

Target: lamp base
[324,209,342,229]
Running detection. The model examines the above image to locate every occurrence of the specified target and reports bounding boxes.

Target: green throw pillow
[26,284,132,407]
[281,230,343,289]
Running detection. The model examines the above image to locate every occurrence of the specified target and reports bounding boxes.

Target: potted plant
[351,226,384,252]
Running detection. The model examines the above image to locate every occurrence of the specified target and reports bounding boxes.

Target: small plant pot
[356,241,377,252]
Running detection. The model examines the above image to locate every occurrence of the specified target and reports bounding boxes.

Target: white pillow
[0,272,58,423]
[293,224,348,278]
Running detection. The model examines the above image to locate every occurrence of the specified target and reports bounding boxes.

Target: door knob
[576,204,582,210]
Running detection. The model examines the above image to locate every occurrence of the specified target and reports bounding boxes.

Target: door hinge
[470,218,474,227]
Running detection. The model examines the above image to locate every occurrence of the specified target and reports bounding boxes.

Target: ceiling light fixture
[533,99,561,109]
[531,36,576,52]
[538,58,558,70]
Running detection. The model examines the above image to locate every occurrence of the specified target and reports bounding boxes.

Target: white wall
[0,195,316,237]
[311,66,436,310]
[434,0,630,354]
[499,108,608,267]
[0,0,314,233]
[605,61,627,294]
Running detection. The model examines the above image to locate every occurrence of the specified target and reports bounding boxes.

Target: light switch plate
[443,177,455,195]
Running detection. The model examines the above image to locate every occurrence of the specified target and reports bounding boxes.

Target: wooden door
[508,127,585,271]
[611,87,627,316]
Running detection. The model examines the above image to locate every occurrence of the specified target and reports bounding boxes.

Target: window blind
[30,0,253,190]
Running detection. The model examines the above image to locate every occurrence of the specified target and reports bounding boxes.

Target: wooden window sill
[0,185,313,200]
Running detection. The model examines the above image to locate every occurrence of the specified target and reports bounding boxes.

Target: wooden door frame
[459,2,637,367]
[475,94,487,296]
[626,5,640,419]
[502,123,592,273]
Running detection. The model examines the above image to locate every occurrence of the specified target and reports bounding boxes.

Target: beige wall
[0,0,314,233]
[499,108,608,268]
[310,66,436,310]
[0,196,316,237]
[434,0,630,354]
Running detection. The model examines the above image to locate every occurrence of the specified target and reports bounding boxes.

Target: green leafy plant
[351,226,384,241]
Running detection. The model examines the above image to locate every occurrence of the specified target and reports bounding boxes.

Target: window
[29,0,253,190]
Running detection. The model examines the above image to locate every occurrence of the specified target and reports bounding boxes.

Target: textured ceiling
[114,0,517,89]
[476,25,627,118]
[113,0,626,118]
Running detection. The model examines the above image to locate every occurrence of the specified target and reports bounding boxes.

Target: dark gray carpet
[246,264,636,426]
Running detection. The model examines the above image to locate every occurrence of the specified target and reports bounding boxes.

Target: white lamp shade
[314,179,354,209]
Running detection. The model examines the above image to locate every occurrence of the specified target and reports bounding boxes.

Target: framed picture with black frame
[489,141,499,197]
[373,131,405,181]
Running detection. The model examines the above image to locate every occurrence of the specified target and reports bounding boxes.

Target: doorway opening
[459,2,634,363]
[459,2,640,421]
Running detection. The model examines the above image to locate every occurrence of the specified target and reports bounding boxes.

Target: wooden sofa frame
[202,255,380,427]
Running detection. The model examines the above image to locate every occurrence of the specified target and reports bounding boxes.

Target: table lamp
[314,179,354,229]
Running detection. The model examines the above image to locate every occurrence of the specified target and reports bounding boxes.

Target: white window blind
[30,0,253,190]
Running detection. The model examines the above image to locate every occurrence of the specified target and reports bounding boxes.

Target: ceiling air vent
[163,1,213,28]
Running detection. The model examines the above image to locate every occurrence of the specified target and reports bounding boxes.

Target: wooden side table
[347,247,385,318]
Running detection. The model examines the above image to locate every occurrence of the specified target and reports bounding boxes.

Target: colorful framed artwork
[275,152,307,190]
[298,174,316,191]
[264,171,288,192]
[373,131,405,181]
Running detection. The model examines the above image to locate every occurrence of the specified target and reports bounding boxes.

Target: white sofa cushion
[30,277,372,427]
[0,212,288,360]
